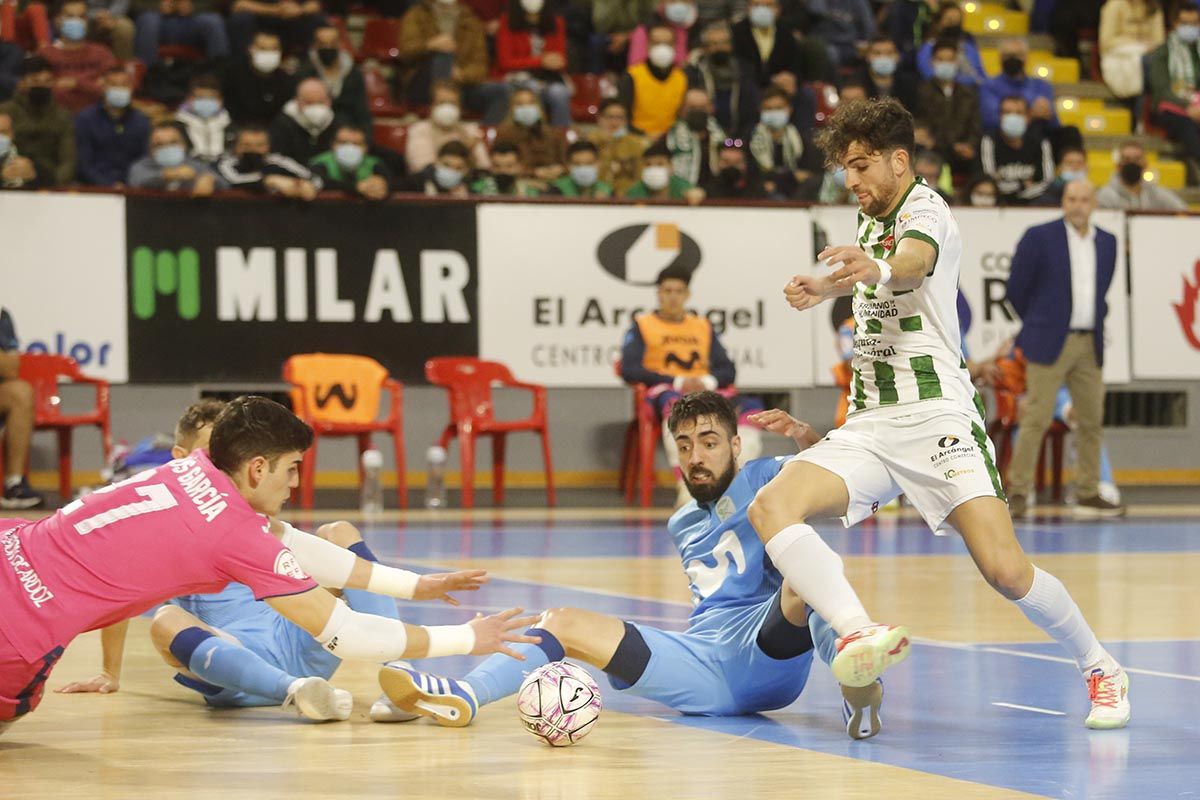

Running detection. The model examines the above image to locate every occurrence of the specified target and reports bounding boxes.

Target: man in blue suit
[1005,180,1124,518]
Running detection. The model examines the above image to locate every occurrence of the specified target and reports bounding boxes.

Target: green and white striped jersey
[846,178,977,417]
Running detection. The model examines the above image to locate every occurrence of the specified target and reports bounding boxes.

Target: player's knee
[748,484,802,536]
[150,606,191,651]
[316,521,361,547]
[981,558,1034,601]
[538,607,581,639]
[0,378,33,409]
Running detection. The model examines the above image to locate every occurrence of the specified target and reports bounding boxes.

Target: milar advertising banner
[1129,215,1200,379]
[477,204,816,389]
[124,197,479,383]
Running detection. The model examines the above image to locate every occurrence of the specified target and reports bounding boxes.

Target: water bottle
[425,445,447,509]
[360,448,384,516]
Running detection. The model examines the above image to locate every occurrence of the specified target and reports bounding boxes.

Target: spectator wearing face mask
[175,74,231,163]
[626,139,705,204]
[746,85,821,200]
[222,32,295,127]
[619,23,688,137]
[0,40,22,102]
[702,143,764,199]
[298,24,372,132]
[665,87,724,188]
[410,139,472,196]
[732,0,831,93]
[495,0,571,127]
[1099,0,1165,100]
[1096,140,1187,211]
[0,56,75,187]
[128,120,226,196]
[1146,2,1200,167]
[0,111,42,188]
[36,0,117,113]
[494,85,565,180]
[857,35,919,113]
[962,175,999,208]
[587,0,657,74]
[686,21,760,140]
[914,149,953,203]
[399,0,511,125]
[469,139,539,195]
[270,77,344,166]
[310,124,391,200]
[817,161,853,204]
[628,0,697,69]
[587,98,646,195]
[915,2,986,86]
[75,65,149,185]
[915,38,981,179]
[980,38,1058,132]
[980,94,1055,206]
[547,140,614,198]
[804,0,875,68]
[1042,146,1088,206]
[216,124,318,197]
[134,0,230,66]
[405,80,491,174]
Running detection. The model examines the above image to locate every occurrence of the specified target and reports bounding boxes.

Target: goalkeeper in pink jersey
[0,396,538,735]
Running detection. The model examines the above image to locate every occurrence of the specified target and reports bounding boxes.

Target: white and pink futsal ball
[516,661,603,746]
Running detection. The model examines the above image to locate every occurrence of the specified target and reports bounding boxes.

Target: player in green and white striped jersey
[746,99,1129,730]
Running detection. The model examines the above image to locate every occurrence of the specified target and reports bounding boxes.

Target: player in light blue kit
[379,392,885,740]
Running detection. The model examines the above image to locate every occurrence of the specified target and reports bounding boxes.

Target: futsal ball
[517,661,602,746]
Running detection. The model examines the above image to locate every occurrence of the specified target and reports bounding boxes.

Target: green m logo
[132,247,201,320]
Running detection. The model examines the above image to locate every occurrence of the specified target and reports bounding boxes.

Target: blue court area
[292,512,1200,799]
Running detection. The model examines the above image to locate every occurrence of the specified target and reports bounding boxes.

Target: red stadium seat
[157,44,205,62]
[283,353,407,510]
[373,121,407,154]
[360,17,403,62]
[363,65,406,116]
[0,354,112,501]
[570,73,602,122]
[425,357,555,509]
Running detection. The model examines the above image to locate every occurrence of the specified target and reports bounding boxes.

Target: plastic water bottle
[360,448,384,516]
[425,446,447,509]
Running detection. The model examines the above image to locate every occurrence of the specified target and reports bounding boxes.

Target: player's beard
[861,173,902,217]
[683,454,737,504]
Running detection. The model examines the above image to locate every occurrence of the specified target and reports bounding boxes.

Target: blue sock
[808,612,839,668]
[463,627,563,706]
[170,627,297,703]
[348,541,379,562]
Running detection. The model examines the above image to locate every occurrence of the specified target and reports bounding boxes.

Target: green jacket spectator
[547,174,614,198]
[625,173,692,199]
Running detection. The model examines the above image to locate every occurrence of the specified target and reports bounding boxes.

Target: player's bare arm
[818,236,936,294]
[266,586,542,660]
[745,409,822,451]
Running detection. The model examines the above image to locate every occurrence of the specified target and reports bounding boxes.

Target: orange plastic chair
[0,354,112,500]
[424,357,554,509]
[615,361,658,508]
[283,353,406,510]
[988,351,1067,501]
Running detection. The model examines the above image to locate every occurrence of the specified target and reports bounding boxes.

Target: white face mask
[252,49,282,72]
[431,102,461,127]
[642,165,670,190]
[302,103,334,128]
[520,0,544,13]
[649,43,676,70]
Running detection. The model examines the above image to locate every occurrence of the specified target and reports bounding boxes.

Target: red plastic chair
[364,66,407,116]
[283,353,406,510]
[424,357,554,509]
[373,121,408,154]
[0,354,112,500]
[569,73,602,122]
[614,361,659,508]
[360,17,402,62]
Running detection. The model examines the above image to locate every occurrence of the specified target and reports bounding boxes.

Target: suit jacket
[1005,218,1117,366]
[731,19,829,86]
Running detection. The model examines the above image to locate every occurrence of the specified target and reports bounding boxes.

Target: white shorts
[790,404,1005,535]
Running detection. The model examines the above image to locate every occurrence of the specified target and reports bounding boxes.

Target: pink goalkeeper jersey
[0,450,317,663]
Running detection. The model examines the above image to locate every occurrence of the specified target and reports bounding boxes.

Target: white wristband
[424,624,476,658]
[366,564,421,600]
[699,374,718,391]
[873,258,893,286]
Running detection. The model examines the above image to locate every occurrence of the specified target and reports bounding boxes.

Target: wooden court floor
[2,506,1199,799]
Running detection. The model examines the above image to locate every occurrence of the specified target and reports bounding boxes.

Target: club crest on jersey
[274,550,309,580]
[882,234,895,251]
[715,496,735,521]
[938,436,960,448]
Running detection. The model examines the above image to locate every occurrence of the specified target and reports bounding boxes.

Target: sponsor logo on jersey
[938,436,960,448]
[945,468,976,480]
[882,234,896,251]
[2,529,54,608]
[274,550,309,581]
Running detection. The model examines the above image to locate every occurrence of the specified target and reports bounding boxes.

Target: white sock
[1014,566,1108,672]
[763,523,871,636]
[5,475,21,489]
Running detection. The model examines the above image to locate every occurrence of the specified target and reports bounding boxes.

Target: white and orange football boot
[1085,664,1131,730]
[831,624,911,688]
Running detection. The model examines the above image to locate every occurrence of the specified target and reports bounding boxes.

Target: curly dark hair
[667,391,738,438]
[814,97,915,169]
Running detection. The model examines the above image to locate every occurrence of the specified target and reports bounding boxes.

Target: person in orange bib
[620,266,763,502]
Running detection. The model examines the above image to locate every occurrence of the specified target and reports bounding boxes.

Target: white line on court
[990,702,1066,716]
[916,638,1200,683]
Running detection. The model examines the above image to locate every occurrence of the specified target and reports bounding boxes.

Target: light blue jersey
[668,456,787,626]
